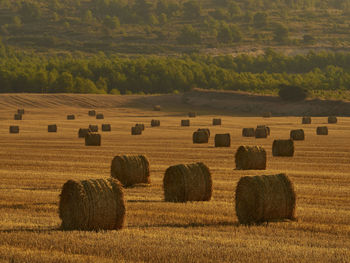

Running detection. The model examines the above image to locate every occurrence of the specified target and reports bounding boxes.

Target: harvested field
[0,94,349,262]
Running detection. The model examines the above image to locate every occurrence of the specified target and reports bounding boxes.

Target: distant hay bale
[181,120,190,126]
[111,155,150,187]
[193,130,209,144]
[197,128,210,137]
[48,124,57,133]
[85,132,101,146]
[262,112,271,118]
[163,162,212,202]
[302,116,311,124]
[131,126,142,135]
[88,110,96,116]
[215,133,231,147]
[328,116,337,124]
[235,146,266,170]
[153,105,161,111]
[255,127,268,138]
[78,128,90,138]
[188,112,196,118]
[257,125,270,135]
[316,126,328,135]
[242,128,255,137]
[67,115,75,120]
[14,114,22,120]
[235,173,296,224]
[96,113,104,119]
[151,120,160,127]
[290,129,304,141]
[272,139,294,157]
[9,126,19,134]
[135,123,145,131]
[212,118,221,125]
[17,109,25,115]
[59,178,125,230]
[89,125,98,132]
[102,124,111,132]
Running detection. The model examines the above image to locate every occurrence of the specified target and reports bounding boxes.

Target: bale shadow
[0,227,60,233]
[127,199,163,203]
[130,221,239,229]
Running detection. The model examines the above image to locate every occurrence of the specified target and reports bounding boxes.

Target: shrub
[278,85,309,101]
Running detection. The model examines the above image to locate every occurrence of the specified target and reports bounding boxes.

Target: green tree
[253,12,268,28]
[177,25,201,44]
[52,72,74,93]
[183,1,201,19]
[273,23,289,43]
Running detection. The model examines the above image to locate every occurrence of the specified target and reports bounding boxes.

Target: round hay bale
[197,128,210,137]
[255,127,268,138]
[257,125,270,135]
[328,116,337,124]
[131,126,142,135]
[17,109,25,115]
[235,146,266,170]
[89,125,98,132]
[96,113,104,119]
[235,173,296,224]
[212,118,222,126]
[14,114,22,120]
[67,115,75,120]
[135,123,145,131]
[59,178,125,230]
[316,126,328,135]
[290,129,304,140]
[272,139,294,157]
[88,110,96,116]
[193,131,209,144]
[9,126,19,134]
[85,132,101,146]
[181,120,190,127]
[163,162,212,202]
[111,155,150,187]
[78,128,90,138]
[153,105,161,111]
[302,116,311,124]
[242,128,255,137]
[48,124,57,133]
[188,112,196,118]
[262,112,271,118]
[151,120,160,127]
[215,133,231,147]
[102,124,111,132]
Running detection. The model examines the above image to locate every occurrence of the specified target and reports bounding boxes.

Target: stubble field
[0,96,349,262]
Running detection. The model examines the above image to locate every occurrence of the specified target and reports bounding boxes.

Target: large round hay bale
[316,126,328,135]
[131,126,142,135]
[262,112,271,118]
[89,125,98,132]
[67,115,75,120]
[111,155,150,187]
[96,113,104,119]
[9,126,19,133]
[242,128,255,137]
[302,116,311,124]
[151,120,160,127]
[59,178,125,230]
[17,109,25,115]
[272,139,294,157]
[181,119,190,126]
[85,133,101,146]
[153,105,161,111]
[212,118,221,126]
[102,124,111,132]
[257,125,270,135]
[48,124,57,133]
[193,131,209,144]
[135,123,145,131]
[290,129,304,140]
[328,116,337,124]
[188,112,196,118]
[163,162,212,202]
[197,128,210,137]
[235,146,266,170]
[255,127,268,138]
[235,173,296,224]
[215,133,231,147]
[78,128,90,138]
[14,114,22,120]
[88,110,96,116]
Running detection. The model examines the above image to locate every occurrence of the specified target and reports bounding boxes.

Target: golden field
[0,94,349,263]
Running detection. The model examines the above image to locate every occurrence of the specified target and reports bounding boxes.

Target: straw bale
[89,125,98,132]
[17,109,25,115]
[181,120,190,126]
[255,127,268,138]
[96,114,104,119]
[14,114,22,120]
[88,110,96,116]
[290,129,304,140]
[302,116,311,124]
[316,126,328,135]
[328,116,337,124]
[102,124,111,132]
[135,124,145,131]
[151,120,160,127]
[48,124,57,133]
[131,126,142,135]
[272,139,294,157]
[153,105,161,111]
[193,130,209,144]
[9,126,19,133]
[78,128,90,138]
[85,132,101,146]
[212,118,222,125]
[215,133,231,147]
[235,146,266,170]
[188,112,196,118]
[197,128,210,137]
[257,125,270,135]
[67,115,75,120]
[242,128,255,137]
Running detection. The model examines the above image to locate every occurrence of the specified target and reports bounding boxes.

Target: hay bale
[212,118,222,126]
[14,114,22,120]
[235,173,296,224]
[188,112,196,118]
[317,126,328,135]
[163,162,212,202]
[257,125,270,135]
[96,113,104,119]
[197,128,210,137]
[290,129,304,140]
[48,124,57,133]
[85,132,101,146]
[235,146,266,170]
[59,178,125,230]
[193,130,209,144]
[78,128,90,138]
[135,124,145,131]
[262,112,271,118]
[328,116,337,124]
[102,124,111,132]
[88,110,96,116]
[151,120,160,127]
[17,109,25,115]
[215,133,231,147]
[242,128,255,137]
[9,126,19,133]
[153,105,161,111]
[302,116,311,124]
[89,125,98,132]
[181,120,190,126]
[255,127,268,138]
[272,139,294,157]
[111,155,150,187]
[131,126,142,135]
[67,115,75,120]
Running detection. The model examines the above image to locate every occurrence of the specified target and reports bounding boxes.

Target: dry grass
[0,98,349,262]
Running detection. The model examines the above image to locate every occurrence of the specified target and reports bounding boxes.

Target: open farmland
[0,94,349,262]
